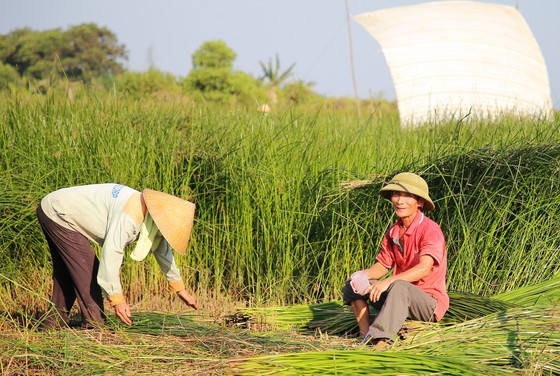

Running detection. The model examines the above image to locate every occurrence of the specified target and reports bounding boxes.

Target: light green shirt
[41,183,182,297]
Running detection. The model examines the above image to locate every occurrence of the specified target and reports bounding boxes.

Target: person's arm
[349,230,394,294]
[363,262,390,280]
[97,216,136,325]
[97,251,125,306]
[153,240,199,309]
[367,255,434,302]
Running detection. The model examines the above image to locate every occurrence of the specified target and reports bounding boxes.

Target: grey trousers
[37,205,105,328]
[342,279,436,341]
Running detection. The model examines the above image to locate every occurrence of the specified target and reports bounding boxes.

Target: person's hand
[177,289,199,310]
[368,279,392,303]
[114,302,132,325]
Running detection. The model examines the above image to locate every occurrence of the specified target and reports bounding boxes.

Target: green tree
[62,23,127,81]
[0,23,127,84]
[191,40,236,70]
[185,67,235,94]
[184,40,264,104]
[0,28,64,79]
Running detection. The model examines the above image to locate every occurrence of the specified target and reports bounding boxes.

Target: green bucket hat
[379,172,435,211]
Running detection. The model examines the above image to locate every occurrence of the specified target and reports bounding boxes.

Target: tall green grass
[1,89,559,312]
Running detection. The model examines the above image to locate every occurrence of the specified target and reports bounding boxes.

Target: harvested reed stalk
[231,350,505,375]
[405,305,560,373]
[493,273,560,307]
[232,305,559,375]
[228,301,345,332]
[339,174,385,190]
[442,291,515,323]
[339,179,374,189]
[234,291,516,336]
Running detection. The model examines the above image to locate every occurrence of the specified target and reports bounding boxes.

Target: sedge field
[0,90,559,375]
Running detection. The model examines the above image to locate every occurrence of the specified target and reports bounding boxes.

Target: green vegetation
[0,24,127,86]
[0,86,558,374]
[6,89,558,306]
[1,20,557,376]
[0,24,322,109]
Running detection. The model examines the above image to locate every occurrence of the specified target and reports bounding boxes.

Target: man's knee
[342,279,367,305]
[387,279,411,294]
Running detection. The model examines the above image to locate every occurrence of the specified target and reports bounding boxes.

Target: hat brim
[379,183,435,211]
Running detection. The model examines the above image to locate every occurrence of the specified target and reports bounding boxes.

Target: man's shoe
[359,332,373,346]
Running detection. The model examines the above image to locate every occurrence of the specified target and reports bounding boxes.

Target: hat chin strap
[131,212,162,261]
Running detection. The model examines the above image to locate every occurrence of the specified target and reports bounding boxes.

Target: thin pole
[345,0,362,118]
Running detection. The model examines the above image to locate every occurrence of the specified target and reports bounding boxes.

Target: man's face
[390,191,424,219]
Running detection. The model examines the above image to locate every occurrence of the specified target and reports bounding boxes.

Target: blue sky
[1,0,558,108]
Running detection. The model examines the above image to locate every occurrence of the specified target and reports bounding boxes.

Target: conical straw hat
[142,189,196,255]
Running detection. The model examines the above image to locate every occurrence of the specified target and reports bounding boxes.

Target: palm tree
[259,54,295,106]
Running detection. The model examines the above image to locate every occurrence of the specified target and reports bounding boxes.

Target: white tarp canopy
[354,1,553,127]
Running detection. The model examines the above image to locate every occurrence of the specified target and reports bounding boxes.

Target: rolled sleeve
[108,293,126,306]
[168,280,185,293]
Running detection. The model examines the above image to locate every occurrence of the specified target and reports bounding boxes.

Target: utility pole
[345,0,362,118]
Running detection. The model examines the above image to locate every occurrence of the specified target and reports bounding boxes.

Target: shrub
[0,63,23,90]
[114,69,180,98]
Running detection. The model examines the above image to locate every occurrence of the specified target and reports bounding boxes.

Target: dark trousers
[36,205,105,327]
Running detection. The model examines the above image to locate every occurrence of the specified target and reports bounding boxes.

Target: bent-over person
[37,183,198,329]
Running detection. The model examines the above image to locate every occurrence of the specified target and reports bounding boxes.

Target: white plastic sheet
[355,1,553,127]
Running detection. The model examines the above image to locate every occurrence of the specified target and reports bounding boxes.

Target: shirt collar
[392,210,424,237]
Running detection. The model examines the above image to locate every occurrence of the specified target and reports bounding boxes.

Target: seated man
[342,172,449,346]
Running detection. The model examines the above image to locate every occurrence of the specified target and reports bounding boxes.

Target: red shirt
[376,210,449,321]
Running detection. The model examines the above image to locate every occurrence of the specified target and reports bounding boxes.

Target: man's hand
[177,289,199,309]
[367,279,392,303]
[114,302,132,325]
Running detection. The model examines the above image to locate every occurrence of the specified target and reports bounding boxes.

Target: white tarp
[354,1,553,127]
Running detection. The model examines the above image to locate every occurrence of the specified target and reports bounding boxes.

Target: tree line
[0,23,325,108]
[0,23,126,85]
